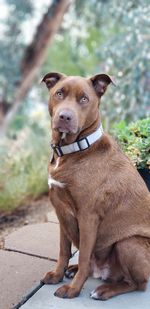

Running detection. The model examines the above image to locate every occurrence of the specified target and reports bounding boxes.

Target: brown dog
[42,72,150,300]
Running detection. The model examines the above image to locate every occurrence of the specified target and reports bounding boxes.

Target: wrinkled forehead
[51,76,94,95]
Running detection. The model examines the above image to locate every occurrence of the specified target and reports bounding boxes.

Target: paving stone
[0,250,56,309]
[4,223,60,261]
[20,279,150,309]
[4,222,77,261]
[46,210,59,224]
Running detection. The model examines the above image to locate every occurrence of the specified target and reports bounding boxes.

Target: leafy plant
[112,118,150,169]
[0,117,50,213]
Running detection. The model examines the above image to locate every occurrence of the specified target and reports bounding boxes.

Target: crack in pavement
[11,281,44,309]
[3,247,57,262]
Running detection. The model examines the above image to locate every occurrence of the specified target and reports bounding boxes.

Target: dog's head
[42,72,114,143]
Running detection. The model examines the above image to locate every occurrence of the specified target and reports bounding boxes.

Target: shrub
[0,125,49,213]
[112,118,150,169]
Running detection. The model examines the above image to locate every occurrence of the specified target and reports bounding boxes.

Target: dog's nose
[59,110,73,122]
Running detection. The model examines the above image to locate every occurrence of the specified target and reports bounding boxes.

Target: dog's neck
[51,114,101,147]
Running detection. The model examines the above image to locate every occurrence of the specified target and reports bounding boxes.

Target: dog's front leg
[55,214,99,298]
[42,225,71,284]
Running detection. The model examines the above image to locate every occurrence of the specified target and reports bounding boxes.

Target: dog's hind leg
[90,281,137,300]
[91,236,150,300]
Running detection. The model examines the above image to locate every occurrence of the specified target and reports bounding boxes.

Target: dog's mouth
[52,113,80,144]
[52,126,81,144]
[52,108,79,138]
[53,125,79,135]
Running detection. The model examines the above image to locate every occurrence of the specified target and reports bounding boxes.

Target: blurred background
[0,0,149,233]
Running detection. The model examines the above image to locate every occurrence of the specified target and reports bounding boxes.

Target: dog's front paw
[41,271,63,284]
[54,284,80,298]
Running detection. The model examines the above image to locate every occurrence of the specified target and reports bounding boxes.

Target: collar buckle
[51,144,63,157]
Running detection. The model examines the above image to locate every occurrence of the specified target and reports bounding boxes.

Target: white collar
[51,124,103,157]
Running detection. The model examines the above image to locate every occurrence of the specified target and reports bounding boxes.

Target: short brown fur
[42,72,150,300]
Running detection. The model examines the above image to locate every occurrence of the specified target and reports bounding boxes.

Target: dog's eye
[55,90,63,98]
[80,96,89,104]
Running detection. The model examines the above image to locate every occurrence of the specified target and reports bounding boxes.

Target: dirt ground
[0,194,53,238]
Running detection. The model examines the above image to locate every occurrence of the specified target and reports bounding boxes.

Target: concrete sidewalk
[0,211,60,309]
[0,211,150,309]
[21,278,150,309]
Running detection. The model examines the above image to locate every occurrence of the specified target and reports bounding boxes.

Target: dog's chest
[48,158,66,189]
[48,155,103,208]
[48,158,77,217]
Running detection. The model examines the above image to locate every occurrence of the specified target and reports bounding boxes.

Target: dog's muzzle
[53,108,78,134]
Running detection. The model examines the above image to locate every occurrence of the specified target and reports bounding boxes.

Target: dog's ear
[41,72,65,90]
[90,74,116,97]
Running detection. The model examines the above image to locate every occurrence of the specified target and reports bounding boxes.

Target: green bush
[0,125,49,213]
[112,118,150,169]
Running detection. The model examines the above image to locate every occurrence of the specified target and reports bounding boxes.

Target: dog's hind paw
[65,264,78,279]
[90,284,113,301]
